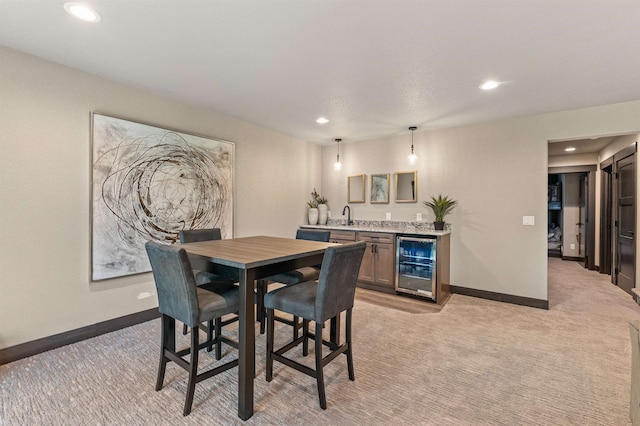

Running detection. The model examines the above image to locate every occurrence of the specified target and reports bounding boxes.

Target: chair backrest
[179,228,222,244]
[145,241,200,327]
[296,229,330,242]
[314,241,366,322]
[296,229,331,269]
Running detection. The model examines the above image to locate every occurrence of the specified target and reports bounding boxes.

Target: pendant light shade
[408,126,417,164]
[334,138,342,171]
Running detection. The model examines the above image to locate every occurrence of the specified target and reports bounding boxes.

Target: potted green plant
[307,199,319,225]
[308,188,329,225]
[422,194,457,230]
[316,195,328,225]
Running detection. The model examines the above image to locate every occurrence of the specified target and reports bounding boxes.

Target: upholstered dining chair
[179,228,236,285]
[257,229,331,335]
[264,241,366,410]
[179,228,239,353]
[145,241,239,416]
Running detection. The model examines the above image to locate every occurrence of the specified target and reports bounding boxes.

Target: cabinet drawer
[330,230,356,241]
[357,232,394,244]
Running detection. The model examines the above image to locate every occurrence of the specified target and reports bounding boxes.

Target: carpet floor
[1,258,639,425]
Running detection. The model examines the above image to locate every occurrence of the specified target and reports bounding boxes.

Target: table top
[176,235,338,269]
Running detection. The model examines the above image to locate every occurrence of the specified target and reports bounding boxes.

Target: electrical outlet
[570,243,575,250]
[385,212,391,220]
[416,213,422,222]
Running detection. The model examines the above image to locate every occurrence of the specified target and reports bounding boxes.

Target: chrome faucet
[342,205,352,226]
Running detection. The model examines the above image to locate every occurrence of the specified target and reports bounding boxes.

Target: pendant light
[334,138,343,171]
[408,126,417,164]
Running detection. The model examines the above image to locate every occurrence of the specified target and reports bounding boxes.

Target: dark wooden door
[573,171,597,270]
[616,153,636,295]
[599,164,613,276]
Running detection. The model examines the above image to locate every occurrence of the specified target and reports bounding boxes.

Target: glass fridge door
[396,236,437,299]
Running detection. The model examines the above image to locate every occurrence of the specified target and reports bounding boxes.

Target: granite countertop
[300,219,451,236]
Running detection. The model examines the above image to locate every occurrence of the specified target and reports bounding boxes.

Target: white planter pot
[308,208,319,225]
[317,204,328,225]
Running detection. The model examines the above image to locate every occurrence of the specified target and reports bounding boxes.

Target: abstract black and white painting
[91,113,234,281]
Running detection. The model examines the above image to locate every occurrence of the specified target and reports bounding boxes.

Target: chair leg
[315,321,327,409]
[207,320,214,352]
[330,314,340,345]
[293,315,300,340]
[183,327,199,416]
[156,315,174,391]
[266,308,275,382]
[302,319,310,356]
[345,309,355,381]
[215,318,222,360]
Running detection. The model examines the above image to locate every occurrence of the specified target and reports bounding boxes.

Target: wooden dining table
[176,235,337,420]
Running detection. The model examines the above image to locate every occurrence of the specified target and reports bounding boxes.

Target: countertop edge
[300,224,451,237]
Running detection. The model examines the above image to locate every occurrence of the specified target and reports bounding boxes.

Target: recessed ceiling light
[316,117,329,124]
[64,2,101,23]
[480,80,501,90]
[565,147,576,152]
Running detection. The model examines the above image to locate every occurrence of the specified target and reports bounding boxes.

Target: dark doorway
[547,175,563,258]
[548,166,596,270]
[615,146,636,295]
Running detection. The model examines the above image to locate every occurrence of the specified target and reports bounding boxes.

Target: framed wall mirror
[348,174,366,203]
[370,173,390,204]
[395,171,417,203]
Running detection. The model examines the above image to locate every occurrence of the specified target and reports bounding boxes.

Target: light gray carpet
[2,258,639,425]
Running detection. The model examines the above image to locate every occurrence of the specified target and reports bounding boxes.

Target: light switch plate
[416,213,422,222]
[523,216,535,226]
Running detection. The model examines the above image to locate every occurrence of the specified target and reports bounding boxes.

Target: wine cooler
[395,235,437,300]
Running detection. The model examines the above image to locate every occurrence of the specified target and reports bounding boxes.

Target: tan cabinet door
[358,242,375,283]
[374,243,395,287]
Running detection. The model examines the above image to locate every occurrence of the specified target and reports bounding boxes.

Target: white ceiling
[1,0,639,145]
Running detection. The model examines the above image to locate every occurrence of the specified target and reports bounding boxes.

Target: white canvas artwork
[370,174,389,204]
[91,113,234,281]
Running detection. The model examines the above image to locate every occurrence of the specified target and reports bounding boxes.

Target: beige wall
[599,134,639,162]
[2,43,640,351]
[321,101,640,301]
[0,46,321,349]
[548,153,598,167]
